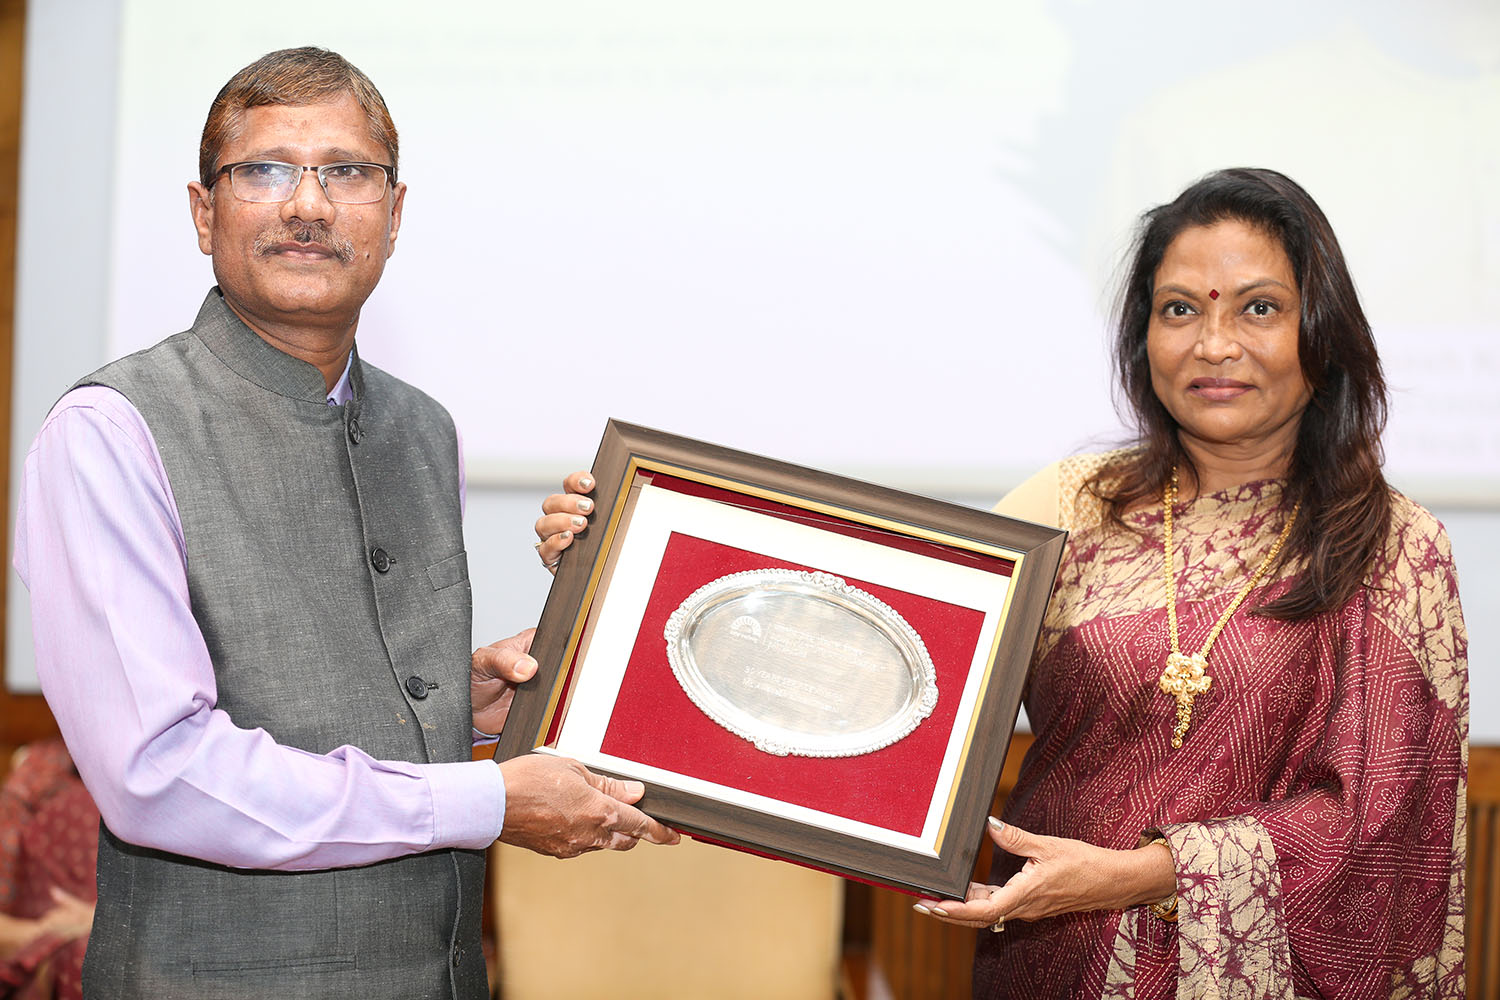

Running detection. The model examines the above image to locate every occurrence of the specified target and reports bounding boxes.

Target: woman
[535,168,1468,999]
[926,168,1466,999]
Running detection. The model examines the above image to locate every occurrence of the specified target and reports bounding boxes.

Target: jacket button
[451,944,463,966]
[370,547,391,573]
[405,676,429,699]
[347,418,362,443]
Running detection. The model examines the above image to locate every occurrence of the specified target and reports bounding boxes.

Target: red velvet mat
[600,531,985,835]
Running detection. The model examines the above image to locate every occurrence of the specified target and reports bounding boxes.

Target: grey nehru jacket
[76,289,487,1000]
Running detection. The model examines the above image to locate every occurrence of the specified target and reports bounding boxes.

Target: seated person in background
[0,739,98,1000]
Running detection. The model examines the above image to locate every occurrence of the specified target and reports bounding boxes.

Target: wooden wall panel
[0,0,57,784]
[1470,746,1500,1000]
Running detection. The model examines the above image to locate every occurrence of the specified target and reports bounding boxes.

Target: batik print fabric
[972,453,1467,1000]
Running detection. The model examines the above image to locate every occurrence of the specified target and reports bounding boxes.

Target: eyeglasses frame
[208,160,399,204]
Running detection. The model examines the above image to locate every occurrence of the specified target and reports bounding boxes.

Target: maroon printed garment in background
[1,739,99,1000]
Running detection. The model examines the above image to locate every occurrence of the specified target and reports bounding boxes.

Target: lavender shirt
[14,361,507,871]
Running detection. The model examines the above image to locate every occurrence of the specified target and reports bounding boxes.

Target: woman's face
[1147,219,1311,465]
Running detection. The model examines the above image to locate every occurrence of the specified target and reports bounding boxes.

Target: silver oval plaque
[663,569,938,757]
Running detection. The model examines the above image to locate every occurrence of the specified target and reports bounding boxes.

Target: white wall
[6,0,122,705]
[80,0,1500,498]
[9,0,1499,740]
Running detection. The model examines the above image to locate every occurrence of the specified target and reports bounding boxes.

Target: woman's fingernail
[570,515,586,528]
[580,477,593,490]
[988,817,1004,832]
[912,904,931,915]
[560,530,572,540]
[578,498,593,513]
[932,907,949,917]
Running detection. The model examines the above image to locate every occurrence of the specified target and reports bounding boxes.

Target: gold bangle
[1145,836,1178,923]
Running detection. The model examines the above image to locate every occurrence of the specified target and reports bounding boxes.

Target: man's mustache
[253,222,356,263]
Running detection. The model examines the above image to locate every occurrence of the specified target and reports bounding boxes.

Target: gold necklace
[1159,468,1300,749]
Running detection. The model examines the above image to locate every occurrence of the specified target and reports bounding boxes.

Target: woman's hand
[0,888,95,958]
[534,470,595,574]
[38,887,95,942]
[913,819,1176,930]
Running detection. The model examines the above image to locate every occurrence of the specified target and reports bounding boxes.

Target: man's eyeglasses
[210,161,396,205]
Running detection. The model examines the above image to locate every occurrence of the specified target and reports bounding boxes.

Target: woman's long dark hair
[1095,167,1390,620]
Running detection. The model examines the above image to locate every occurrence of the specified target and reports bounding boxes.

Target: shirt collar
[326,352,355,407]
[191,288,364,408]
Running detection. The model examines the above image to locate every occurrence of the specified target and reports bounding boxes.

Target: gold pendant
[1158,651,1212,749]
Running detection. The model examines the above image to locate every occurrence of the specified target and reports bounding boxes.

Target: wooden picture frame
[495,420,1065,898]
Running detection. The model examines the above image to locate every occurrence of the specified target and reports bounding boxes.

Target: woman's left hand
[913,819,1175,930]
[534,470,595,574]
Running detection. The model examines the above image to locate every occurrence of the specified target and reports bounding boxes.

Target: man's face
[188,94,405,335]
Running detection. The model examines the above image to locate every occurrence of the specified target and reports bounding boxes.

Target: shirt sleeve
[14,387,506,871]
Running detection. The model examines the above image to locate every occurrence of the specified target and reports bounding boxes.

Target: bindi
[1208,289,1220,300]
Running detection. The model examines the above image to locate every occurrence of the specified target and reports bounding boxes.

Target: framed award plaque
[494,420,1066,898]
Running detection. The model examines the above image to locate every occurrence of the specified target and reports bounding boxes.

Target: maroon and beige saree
[974,454,1467,999]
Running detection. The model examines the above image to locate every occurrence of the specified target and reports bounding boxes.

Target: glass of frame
[495,420,1066,898]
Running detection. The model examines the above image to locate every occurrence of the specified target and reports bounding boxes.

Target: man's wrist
[425,760,507,848]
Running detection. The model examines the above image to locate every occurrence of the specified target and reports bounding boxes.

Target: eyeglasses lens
[228,162,388,204]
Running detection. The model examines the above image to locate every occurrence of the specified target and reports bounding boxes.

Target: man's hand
[534,470,595,574]
[498,754,680,857]
[471,629,539,737]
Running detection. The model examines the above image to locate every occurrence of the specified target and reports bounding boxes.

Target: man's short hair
[199,47,399,187]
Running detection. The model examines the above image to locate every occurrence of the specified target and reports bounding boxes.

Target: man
[13,47,675,999]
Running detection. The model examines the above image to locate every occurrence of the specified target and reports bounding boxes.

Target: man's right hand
[497,754,680,858]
